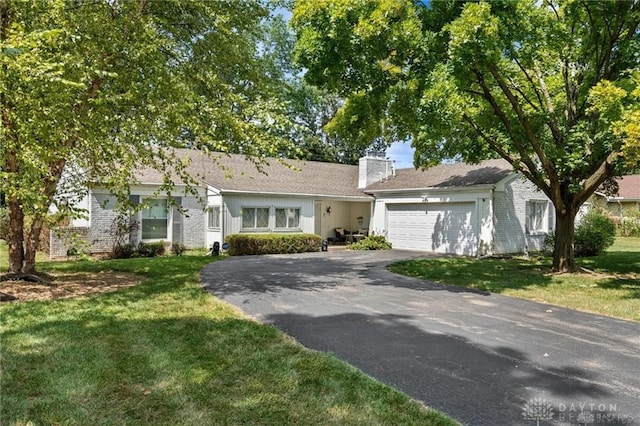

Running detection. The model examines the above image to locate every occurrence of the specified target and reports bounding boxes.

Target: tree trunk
[7,198,24,273]
[23,215,45,275]
[552,206,578,273]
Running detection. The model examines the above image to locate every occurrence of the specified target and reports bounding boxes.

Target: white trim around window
[241,207,270,230]
[526,199,549,235]
[140,197,171,241]
[208,206,221,230]
[275,207,301,230]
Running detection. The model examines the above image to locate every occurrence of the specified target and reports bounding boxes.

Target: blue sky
[387,141,416,169]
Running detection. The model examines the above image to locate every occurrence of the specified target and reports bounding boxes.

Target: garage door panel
[387,203,478,255]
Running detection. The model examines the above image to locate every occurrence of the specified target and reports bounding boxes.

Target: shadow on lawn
[387,257,556,294]
[265,311,634,426]
[4,308,431,425]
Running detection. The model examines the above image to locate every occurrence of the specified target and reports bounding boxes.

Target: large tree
[292,0,640,272]
[262,9,386,164]
[1,0,292,276]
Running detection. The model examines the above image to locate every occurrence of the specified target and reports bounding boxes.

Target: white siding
[223,195,315,237]
[493,175,552,254]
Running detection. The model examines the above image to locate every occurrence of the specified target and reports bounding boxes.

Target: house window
[242,207,269,229]
[275,208,300,229]
[141,199,168,240]
[527,200,547,234]
[208,206,220,229]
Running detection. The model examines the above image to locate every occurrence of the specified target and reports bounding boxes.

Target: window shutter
[129,195,140,244]
[547,201,555,232]
[525,201,530,235]
[172,197,183,244]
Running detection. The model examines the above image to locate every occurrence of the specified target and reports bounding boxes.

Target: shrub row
[225,233,322,256]
[112,241,168,259]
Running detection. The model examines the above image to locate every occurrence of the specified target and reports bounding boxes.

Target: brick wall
[181,195,206,248]
[49,227,91,258]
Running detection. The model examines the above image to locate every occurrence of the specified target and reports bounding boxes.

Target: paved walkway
[201,250,640,425]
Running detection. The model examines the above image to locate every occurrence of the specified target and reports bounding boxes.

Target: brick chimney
[358,153,394,188]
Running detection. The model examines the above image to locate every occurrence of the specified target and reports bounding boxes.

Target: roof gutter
[219,189,373,201]
[364,184,497,196]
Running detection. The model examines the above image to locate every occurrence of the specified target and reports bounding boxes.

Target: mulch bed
[0,271,143,303]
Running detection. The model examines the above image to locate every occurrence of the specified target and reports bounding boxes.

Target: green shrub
[111,243,136,259]
[225,233,322,256]
[137,241,166,257]
[574,209,616,257]
[171,242,187,256]
[347,234,392,251]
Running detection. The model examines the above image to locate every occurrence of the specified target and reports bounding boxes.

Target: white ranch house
[51,149,554,257]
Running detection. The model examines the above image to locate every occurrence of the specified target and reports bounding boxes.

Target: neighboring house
[594,175,640,217]
[50,149,554,257]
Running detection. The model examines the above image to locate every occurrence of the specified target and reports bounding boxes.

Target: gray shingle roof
[134,150,514,196]
[135,149,369,198]
[365,159,513,192]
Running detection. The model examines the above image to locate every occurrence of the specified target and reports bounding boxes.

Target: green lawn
[0,248,456,425]
[389,237,640,322]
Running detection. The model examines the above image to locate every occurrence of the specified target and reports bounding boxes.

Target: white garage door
[387,203,478,255]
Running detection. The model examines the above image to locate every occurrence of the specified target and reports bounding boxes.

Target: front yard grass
[0,250,457,425]
[389,237,640,322]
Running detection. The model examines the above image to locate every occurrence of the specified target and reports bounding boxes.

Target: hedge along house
[50,149,554,257]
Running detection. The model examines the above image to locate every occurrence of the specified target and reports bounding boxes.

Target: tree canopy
[292,0,640,271]
[262,8,386,164]
[1,0,292,275]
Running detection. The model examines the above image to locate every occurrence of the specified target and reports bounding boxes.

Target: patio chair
[334,228,348,244]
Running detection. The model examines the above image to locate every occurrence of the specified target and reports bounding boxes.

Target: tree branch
[488,66,556,179]
[535,67,563,146]
[576,151,620,207]
[472,69,540,178]
[513,56,544,108]
[463,114,551,197]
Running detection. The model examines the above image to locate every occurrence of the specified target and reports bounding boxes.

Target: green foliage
[1,0,295,273]
[0,207,8,241]
[171,242,187,256]
[292,0,640,271]
[347,234,392,251]
[136,241,167,258]
[574,210,617,257]
[226,233,322,256]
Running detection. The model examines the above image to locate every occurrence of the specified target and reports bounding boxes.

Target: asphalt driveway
[201,250,640,426]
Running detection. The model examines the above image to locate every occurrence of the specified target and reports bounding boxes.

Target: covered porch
[313,198,373,244]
